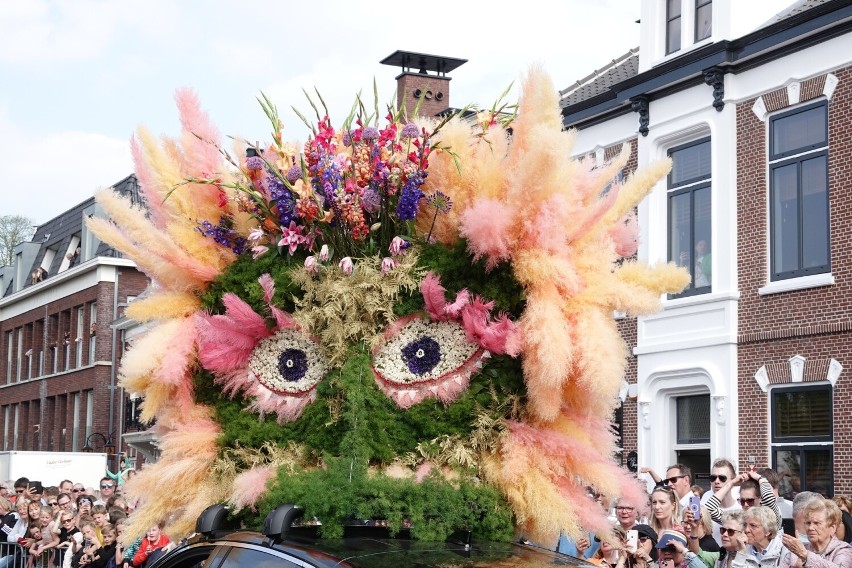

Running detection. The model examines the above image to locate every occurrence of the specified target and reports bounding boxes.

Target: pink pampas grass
[230,466,276,511]
[459,199,515,270]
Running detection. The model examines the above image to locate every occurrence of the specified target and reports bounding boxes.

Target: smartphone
[625,530,638,553]
[689,495,702,520]
[29,481,44,494]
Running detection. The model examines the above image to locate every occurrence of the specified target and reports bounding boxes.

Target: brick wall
[736,64,852,494]
[396,73,451,119]
[0,266,149,455]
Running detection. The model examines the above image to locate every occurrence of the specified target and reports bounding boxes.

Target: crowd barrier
[0,542,72,568]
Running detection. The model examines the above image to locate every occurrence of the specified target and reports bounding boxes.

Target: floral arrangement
[87,68,689,546]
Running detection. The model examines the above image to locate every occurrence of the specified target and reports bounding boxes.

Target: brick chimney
[380,50,467,119]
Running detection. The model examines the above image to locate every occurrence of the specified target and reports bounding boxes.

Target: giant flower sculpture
[88,67,688,545]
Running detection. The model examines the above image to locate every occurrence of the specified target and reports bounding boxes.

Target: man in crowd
[663,464,695,510]
[95,477,116,506]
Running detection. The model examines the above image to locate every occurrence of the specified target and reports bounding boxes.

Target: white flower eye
[371,316,489,408]
[248,329,329,395]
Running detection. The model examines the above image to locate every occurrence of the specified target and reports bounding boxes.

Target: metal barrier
[0,542,72,568]
[0,542,26,568]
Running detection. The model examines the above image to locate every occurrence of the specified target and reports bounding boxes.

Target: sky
[0,0,650,226]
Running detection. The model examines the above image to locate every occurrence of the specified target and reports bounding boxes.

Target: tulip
[304,256,318,274]
[251,245,269,259]
[339,257,354,275]
[381,257,397,274]
[319,244,330,261]
[389,236,407,256]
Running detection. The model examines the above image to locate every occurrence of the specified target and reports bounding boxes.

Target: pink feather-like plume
[230,466,276,511]
[459,199,516,270]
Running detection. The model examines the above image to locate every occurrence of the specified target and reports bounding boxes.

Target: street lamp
[82,432,116,455]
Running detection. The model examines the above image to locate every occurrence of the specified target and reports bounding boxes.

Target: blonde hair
[650,487,680,534]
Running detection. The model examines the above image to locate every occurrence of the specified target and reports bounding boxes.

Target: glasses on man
[71,488,84,493]
[720,527,741,536]
[62,518,74,523]
[709,474,728,483]
[100,484,114,489]
[739,497,756,506]
[664,474,687,485]
[15,488,25,494]
[615,506,635,512]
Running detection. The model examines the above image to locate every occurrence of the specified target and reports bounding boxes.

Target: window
[676,394,710,444]
[769,101,829,281]
[76,306,85,368]
[89,303,97,364]
[72,393,81,451]
[771,385,832,498]
[695,0,712,41]
[668,138,711,297]
[5,330,11,383]
[666,0,682,54]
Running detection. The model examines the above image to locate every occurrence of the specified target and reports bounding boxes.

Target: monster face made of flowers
[89,67,688,545]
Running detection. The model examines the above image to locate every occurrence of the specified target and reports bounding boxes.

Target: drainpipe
[108,268,120,471]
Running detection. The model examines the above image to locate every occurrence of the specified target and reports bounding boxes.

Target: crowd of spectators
[0,476,168,568]
[558,460,852,568]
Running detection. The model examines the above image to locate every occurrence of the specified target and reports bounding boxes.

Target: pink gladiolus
[304,256,318,274]
[381,257,396,274]
[339,257,353,275]
[251,245,269,259]
[319,244,330,261]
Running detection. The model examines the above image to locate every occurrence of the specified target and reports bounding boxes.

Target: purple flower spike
[246,156,264,170]
[285,165,302,183]
[362,127,380,142]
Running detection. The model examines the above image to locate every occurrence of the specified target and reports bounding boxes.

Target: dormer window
[665,0,712,56]
[666,0,682,54]
[695,0,712,41]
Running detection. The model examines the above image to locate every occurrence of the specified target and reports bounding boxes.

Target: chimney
[380,50,467,120]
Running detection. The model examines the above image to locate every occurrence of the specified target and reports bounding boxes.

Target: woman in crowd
[590,525,628,568]
[0,496,20,568]
[656,529,705,568]
[683,505,720,553]
[651,487,680,536]
[737,506,786,568]
[8,498,31,545]
[75,497,93,526]
[781,498,852,568]
[70,520,98,568]
[714,511,747,568]
[55,509,79,568]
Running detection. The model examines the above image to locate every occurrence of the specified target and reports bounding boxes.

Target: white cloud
[0,109,131,224]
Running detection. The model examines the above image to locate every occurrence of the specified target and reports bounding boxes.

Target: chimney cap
[380,50,467,77]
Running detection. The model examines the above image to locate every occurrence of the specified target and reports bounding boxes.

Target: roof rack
[263,504,305,543]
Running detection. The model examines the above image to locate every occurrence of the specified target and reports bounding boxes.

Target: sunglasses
[79,499,92,505]
[739,498,756,506]
[15,489,24,494]
[639,536,651,543]
[100,484,114,489]
[664,474,687,485]
[709,475,728,483]
[48,502,58,506]
[71,488,84,493]
[62,518,74,523]
[720,527,741,536]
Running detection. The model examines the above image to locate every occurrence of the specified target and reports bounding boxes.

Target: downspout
[108,268,120,470]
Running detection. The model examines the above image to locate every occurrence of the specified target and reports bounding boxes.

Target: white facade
[569,0,852,482]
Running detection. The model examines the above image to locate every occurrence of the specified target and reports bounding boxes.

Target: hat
[656,529,687,549]
[634,524,658,547]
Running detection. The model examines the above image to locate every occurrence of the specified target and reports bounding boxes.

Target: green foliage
[193,237,528,538]
[256,458,515,542]
[394,239,526,318]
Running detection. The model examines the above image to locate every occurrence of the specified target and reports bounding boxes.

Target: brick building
[0,174,151,471]
[561,0,851,497]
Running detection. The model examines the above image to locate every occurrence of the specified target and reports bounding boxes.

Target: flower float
[88,68,689,545]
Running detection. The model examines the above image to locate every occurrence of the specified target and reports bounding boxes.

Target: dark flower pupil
[278,348,308,382]
[400,336,441,376]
